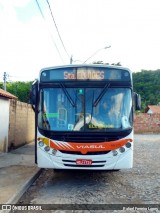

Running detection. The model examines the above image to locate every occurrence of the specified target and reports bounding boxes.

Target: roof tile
[0,89,17,99]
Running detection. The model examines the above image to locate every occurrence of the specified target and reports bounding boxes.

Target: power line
[35,0,65,63]
[46,0,70,59]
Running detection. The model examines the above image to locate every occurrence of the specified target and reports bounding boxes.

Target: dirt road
[17,134,160,212]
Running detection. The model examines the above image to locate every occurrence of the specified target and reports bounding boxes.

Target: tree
[133,69,160,111]
[111,62,122,66]
[0,81,32,103]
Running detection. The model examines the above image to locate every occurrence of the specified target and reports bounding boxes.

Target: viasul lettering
[77,145,105,149]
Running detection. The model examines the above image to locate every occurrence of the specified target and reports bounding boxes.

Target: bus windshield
[38,87,132,131]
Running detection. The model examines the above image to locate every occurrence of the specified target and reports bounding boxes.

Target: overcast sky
[0,0,160,82]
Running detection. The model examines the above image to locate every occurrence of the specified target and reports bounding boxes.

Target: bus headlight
[52,149,57,155]
[39,141,44,147]
[112,150,118,156]
[44,146,50,152]
[125,142,131,148]
[119,147,125,153]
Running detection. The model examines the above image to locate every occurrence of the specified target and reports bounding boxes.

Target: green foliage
[0,81,32,103]
[133,69,160,111]
[0,82,3,89]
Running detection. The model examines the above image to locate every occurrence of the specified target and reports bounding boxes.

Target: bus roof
[39,64,132,74]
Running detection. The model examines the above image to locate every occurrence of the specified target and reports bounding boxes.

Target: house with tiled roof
[0,89,17,100]
[145,105,160,114]
[0,89,17,152]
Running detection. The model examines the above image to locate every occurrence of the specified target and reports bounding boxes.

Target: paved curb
[1,169,43,213]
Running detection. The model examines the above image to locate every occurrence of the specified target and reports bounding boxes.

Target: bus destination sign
[64,69,104,80]
[41,67,130,81]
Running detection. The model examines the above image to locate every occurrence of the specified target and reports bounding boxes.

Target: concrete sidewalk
[0,142,42,206]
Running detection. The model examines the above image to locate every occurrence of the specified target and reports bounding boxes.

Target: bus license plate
[76,159,92,165]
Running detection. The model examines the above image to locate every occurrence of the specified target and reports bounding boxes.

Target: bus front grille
[62,159,106,168]
[63,164,105,168]
[59,150,111,155]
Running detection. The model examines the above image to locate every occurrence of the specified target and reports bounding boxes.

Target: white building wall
[0,97,9,152]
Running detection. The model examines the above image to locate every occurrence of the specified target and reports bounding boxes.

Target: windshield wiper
[93,83,110,107]
[60,83,76,107]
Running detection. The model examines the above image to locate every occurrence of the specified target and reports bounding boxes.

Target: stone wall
[134,113,160,133]
[8,99,35,149]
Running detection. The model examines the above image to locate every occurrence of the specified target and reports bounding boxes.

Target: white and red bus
[31,64,141,170]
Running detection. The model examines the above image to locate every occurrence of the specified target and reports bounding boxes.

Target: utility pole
[70,55,73,64]
[3,72,7,91]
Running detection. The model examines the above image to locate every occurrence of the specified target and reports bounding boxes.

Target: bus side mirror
[134,92,141,111]
[30,80,38,109]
